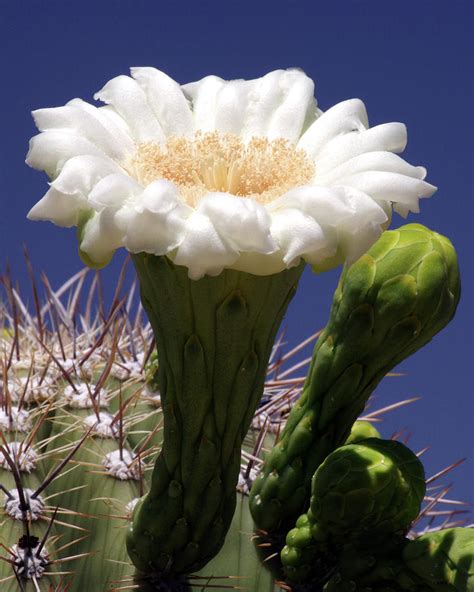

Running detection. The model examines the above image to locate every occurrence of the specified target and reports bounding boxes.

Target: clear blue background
[1,0,472,509]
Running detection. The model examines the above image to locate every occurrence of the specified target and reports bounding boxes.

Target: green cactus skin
[280,512,333,585]
[322,528,474,592]
[44,408,141,592]
[323,545,423,592]
[250,224,461,534]
[403,528,474,591]
[1,225,468,591]
[126,254,303,579]
[281,438,425,585]
[311,439,425,539]
[345,420,381,445]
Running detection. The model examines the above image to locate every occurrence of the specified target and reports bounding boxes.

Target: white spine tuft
[62,382,109,409]
[0,442,38,473]
[0,407,31,432]
[11,543,49,579]
[103,449,140,480]
[84,411,118,438]
[4,488,45,521]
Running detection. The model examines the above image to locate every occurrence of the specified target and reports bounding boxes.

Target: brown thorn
[79,298,124,367]
[426,458,466,484]
[32,426,94,499]
[0,443,30,517]
[24,400,54,453]
[32,337,78,392]
[23,245,44,342]
[36,506,59,557]
[12,565,27,592]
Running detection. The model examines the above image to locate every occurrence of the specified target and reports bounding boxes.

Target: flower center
[128,132,315,206]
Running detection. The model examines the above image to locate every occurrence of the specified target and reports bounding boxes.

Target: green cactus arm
[403,528,474,591]
[250,224,460,533]
[126,254,303,580]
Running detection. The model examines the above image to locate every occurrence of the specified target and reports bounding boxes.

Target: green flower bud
[311,439,425,539]
[251,224,460,534]
[345,420,382,445]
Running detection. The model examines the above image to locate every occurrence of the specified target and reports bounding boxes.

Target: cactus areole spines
[127,254,303,577]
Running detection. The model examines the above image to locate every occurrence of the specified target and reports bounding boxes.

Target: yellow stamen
[127,132,315,206]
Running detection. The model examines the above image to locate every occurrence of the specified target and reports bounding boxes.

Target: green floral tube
[126,254,303,578]
[250,224,460,534]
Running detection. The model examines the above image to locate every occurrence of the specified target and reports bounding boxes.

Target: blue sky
[1,0,472,506]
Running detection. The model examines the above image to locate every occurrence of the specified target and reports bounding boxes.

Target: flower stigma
[128,131,315,206]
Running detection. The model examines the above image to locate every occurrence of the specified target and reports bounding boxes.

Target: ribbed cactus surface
[0,224,472,592]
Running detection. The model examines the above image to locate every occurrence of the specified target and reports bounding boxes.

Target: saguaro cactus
[4,65,470,591]
[0,223,472,592]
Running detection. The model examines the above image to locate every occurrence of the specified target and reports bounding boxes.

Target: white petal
[27,187,87,227]
[259,69,317,141]
[120,180,190,254]
[339,220,384,264]
[68,99,135,156]
[240,69,316,141]
[268,184,388,267]
[316,151,427,185]
[80,211,124,265]
[197,193,276,253]
[140,180,192,218]
[269,184,388,229]
[94,75,166,143]
[242,70,315,142]
[337,171,437,212]
[393,203,410,218]
[88,173,143,210]
[51,155,123,196]
[269,185,354,226]
[270,208,336,266]
[298,99,368,159]
[315,123,407,175]
[334,185,390,227]
[98,105,134,136]
[183,69,317,141]
[173,211,239,279]
[131,68,194,137]
[26,131,106,177]
[181,75,226,132]
[32,103,132,161]
[211,78,257,135]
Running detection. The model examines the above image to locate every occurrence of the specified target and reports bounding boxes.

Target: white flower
[27,68,436,279]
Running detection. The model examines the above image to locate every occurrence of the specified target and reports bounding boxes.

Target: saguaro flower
[27,67,435,279]
[27,68,436,585]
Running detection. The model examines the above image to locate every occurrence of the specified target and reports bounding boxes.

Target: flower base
[127,254,304,576]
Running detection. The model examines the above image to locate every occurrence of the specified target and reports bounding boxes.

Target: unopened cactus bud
[251,224,460,533]
[345,420,381,445]
[311,439,425,539]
